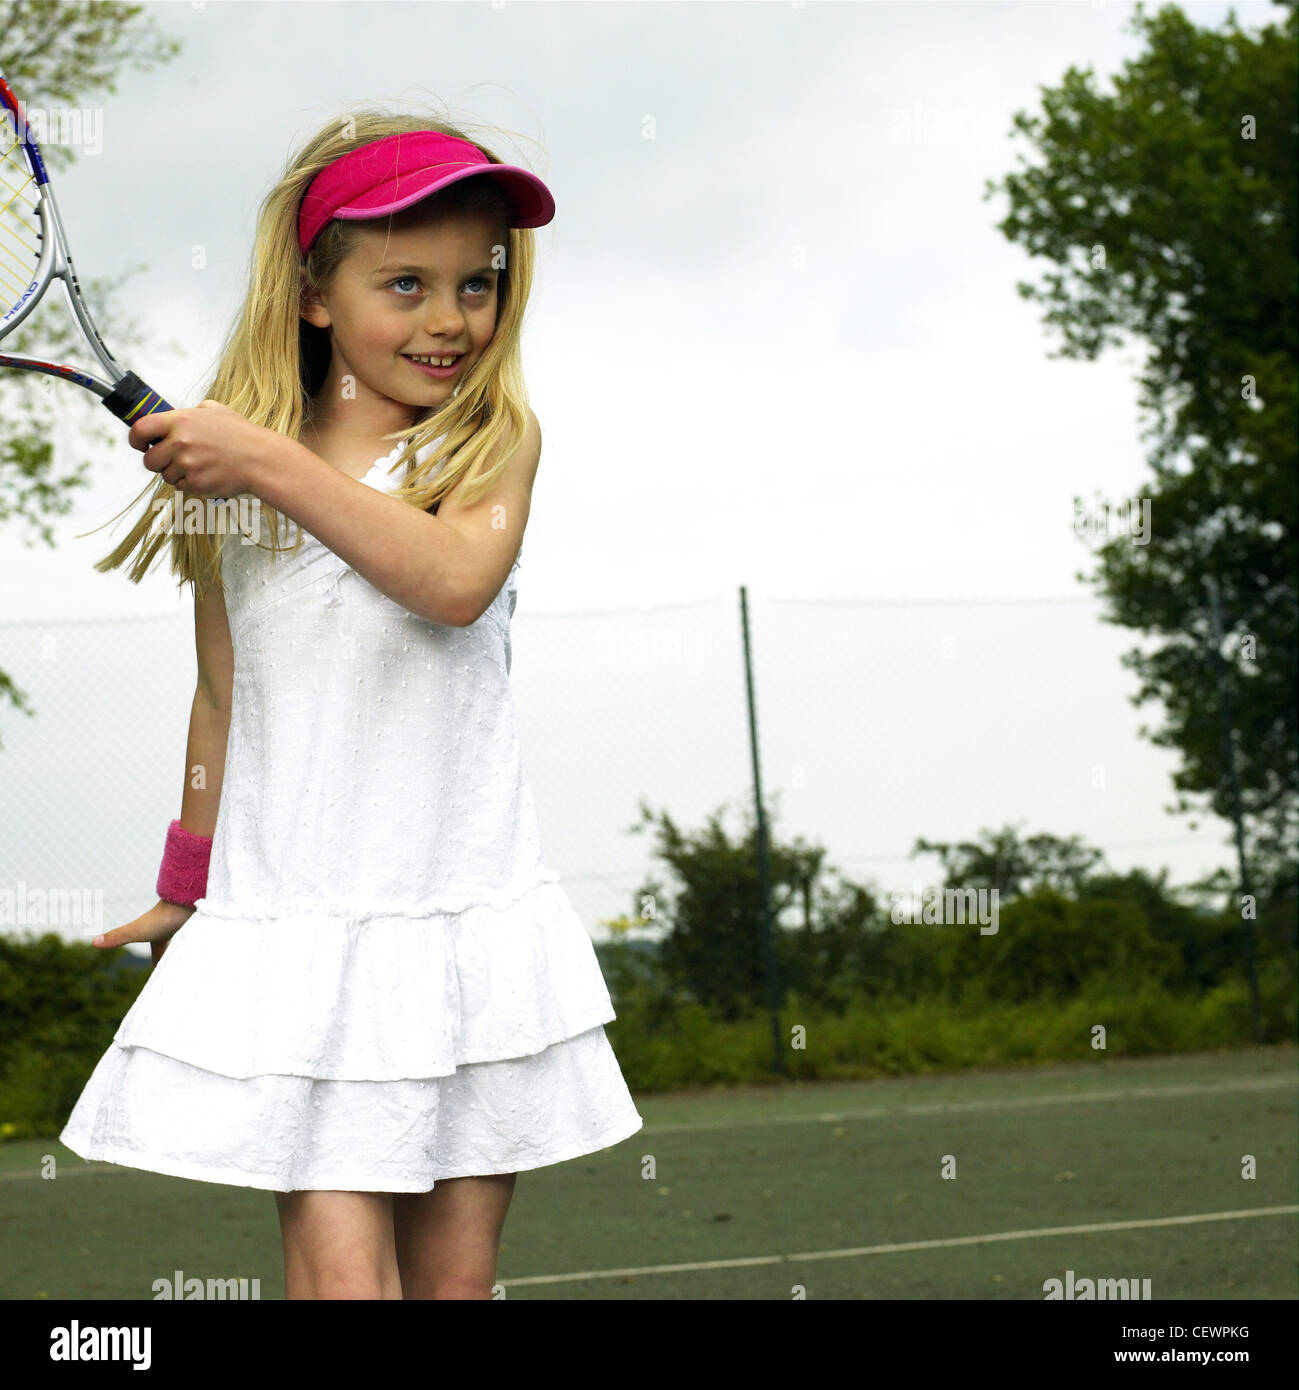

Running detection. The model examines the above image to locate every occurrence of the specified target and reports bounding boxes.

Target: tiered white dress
[60,438,643,1193]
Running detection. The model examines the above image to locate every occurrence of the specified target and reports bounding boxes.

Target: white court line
[646,1074,1298,1135]
[502,1205,1299,1288]
[5,1073,1294,1180]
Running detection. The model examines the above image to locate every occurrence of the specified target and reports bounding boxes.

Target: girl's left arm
[252,410,542,628]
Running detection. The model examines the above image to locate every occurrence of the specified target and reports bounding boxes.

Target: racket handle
[102,371,173,424]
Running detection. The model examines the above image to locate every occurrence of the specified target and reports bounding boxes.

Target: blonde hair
[85,109,543,599]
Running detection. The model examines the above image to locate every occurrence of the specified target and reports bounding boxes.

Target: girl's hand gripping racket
[0,62,173,423]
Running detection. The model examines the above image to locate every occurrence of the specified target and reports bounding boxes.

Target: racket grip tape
[102,372,174,424]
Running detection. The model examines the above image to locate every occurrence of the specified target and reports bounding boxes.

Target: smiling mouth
[402,354,464,378]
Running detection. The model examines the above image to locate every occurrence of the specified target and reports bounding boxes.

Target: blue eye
[387,275,493,297]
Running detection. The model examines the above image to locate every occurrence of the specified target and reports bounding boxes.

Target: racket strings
[0,130,42,320]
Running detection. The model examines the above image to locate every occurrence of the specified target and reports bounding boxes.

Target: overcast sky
[1,0,1273,945]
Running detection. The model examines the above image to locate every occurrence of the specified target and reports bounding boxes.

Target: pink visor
[297,130,555,255]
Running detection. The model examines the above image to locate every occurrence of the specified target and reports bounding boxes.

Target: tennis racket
[0,61,173,424]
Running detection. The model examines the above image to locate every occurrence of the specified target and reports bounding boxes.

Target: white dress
[60,438,643,1192]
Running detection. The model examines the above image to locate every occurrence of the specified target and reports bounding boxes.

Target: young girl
[59,111,644,1300]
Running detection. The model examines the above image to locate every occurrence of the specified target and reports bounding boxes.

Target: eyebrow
[372,263,500,279]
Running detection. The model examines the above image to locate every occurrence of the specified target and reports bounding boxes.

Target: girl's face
[301,209,506,426]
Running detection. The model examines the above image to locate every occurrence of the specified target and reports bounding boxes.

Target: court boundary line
[644,1074,1297,1135]
[502,1205,1299,1287]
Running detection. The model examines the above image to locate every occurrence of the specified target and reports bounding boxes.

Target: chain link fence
[0,589,1237,955]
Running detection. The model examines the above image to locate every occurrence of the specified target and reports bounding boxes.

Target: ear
[299,276,330,329]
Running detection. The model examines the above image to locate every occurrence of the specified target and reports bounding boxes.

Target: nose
[422,293,467,337]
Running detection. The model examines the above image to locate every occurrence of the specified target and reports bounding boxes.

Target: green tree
[0,0,180,747]
[1079,864,1231,988]
[627,798,837,1021]
[947,887,1184,1003]
[914,822,1108,901]
[984,0,1299,895]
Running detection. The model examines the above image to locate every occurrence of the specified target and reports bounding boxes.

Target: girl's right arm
[94,576,234,966]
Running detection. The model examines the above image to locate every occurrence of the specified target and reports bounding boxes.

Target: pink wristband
[156,819,213,907]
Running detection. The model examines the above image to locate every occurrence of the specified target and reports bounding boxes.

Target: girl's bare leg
[274,1190,402,1300]
[393,1173,518,1299]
